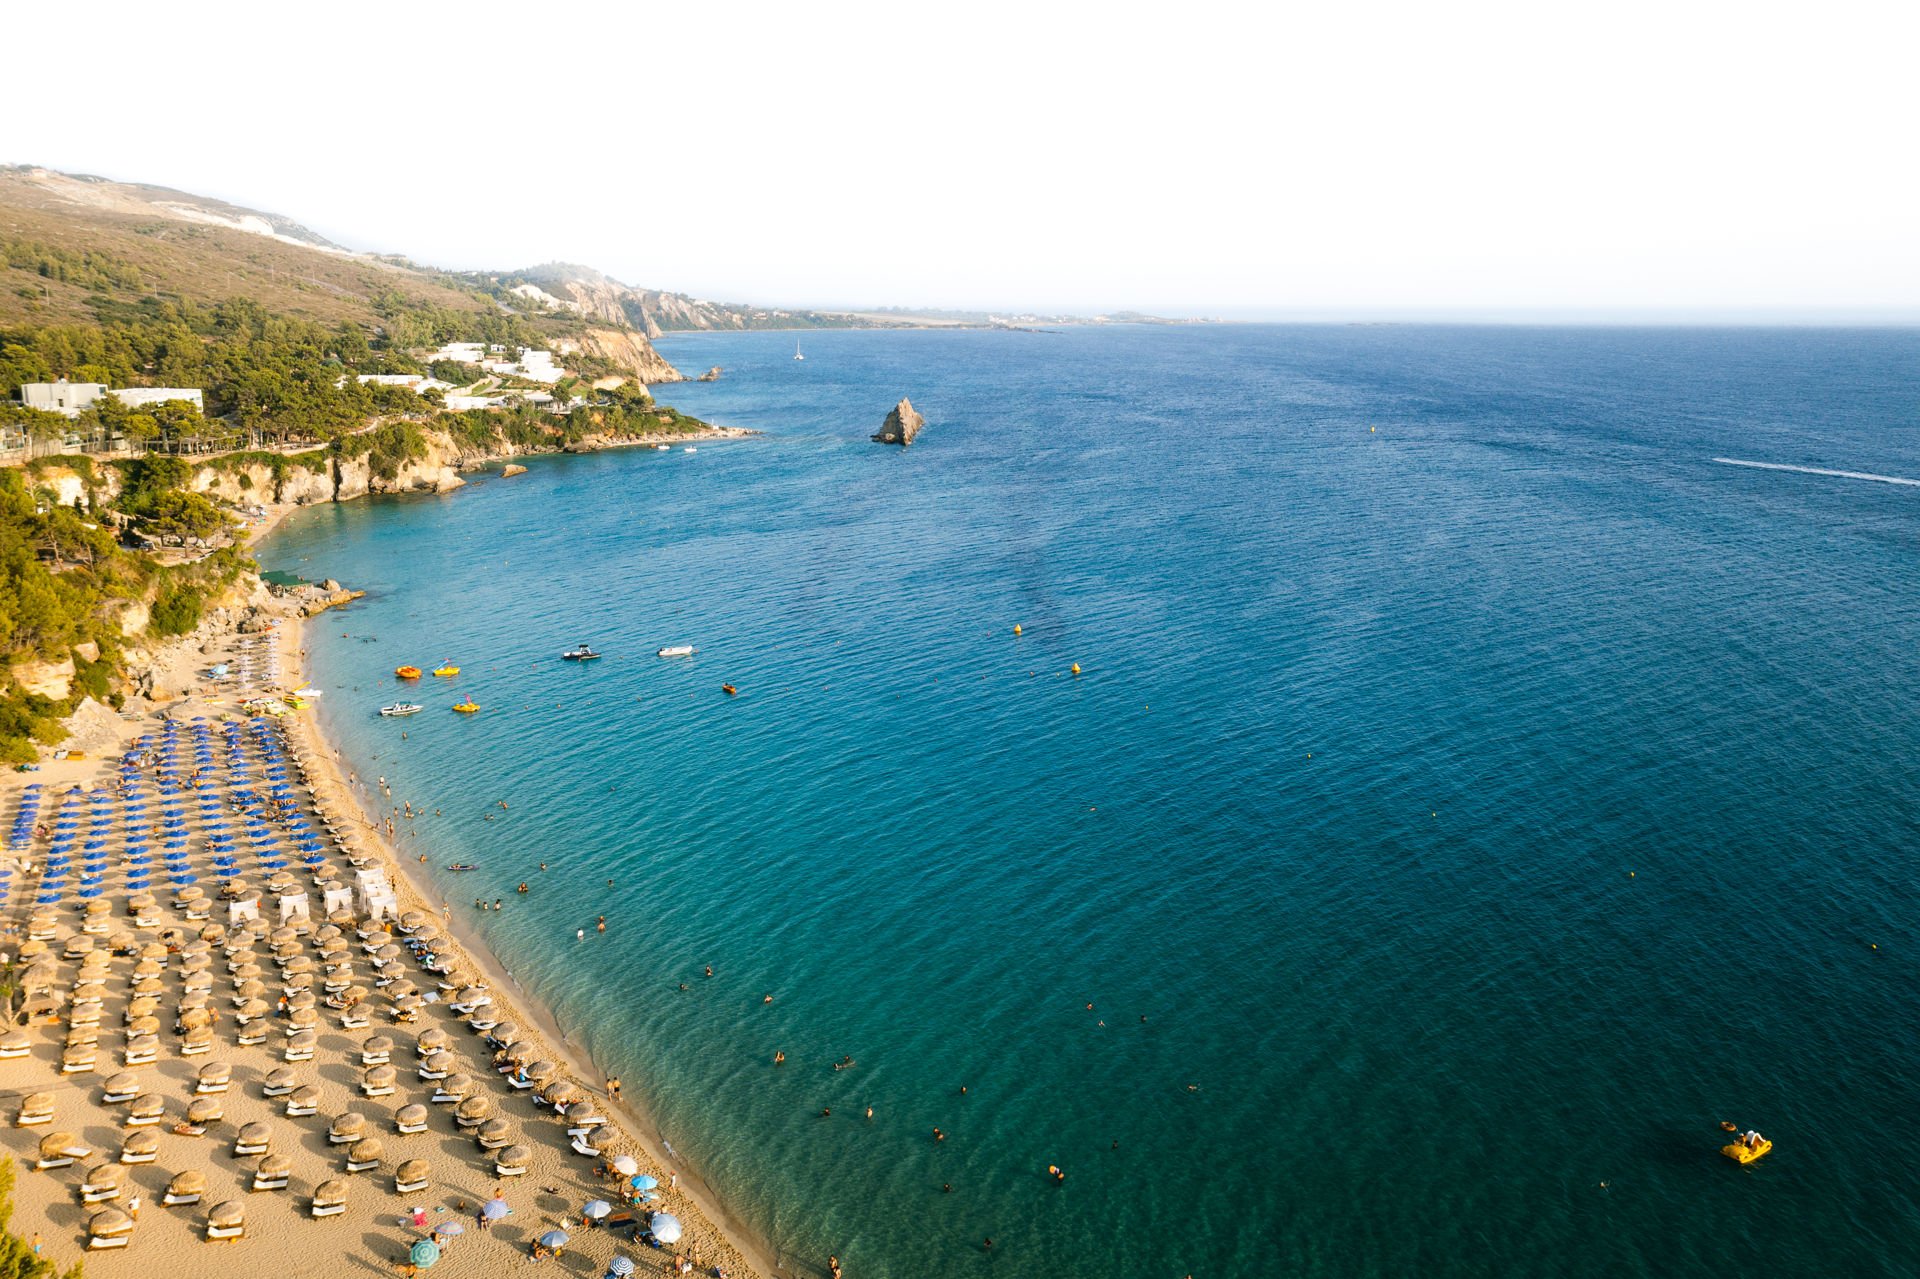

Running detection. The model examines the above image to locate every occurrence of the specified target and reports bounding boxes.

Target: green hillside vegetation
[0,463,249,761]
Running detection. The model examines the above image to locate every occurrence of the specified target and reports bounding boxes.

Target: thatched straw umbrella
[197,1061,232,1093]
[165,1168,206,1205]
[101,1072,142,1102]
[39,1130,89,1164]
[345,1137,384,1172]
[126,1094,165,1126]
[310,1178,347,1217]
[80,1162,125,1202]
[476,1117,513,1150]
[394,1158,430,1193]
[327,1112,367,1145]
[232,1122,271,1157]
[119,1129,159,1163]
[86,1207,133,1249]
[415,1028,450,1055]
[434,1073,474,1102]
[262,1066,298,1096]
[454,1095,492,1128]
[252,1154,291,1190]
[186,1096,224,1125]
[494,1144,531,1177]
[360,1035,393,1065]
[205,1199,245,1240]
[394,1104,429,1135]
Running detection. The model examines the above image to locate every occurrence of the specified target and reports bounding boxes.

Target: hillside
[0,166,682,383]
[508,262,904,336]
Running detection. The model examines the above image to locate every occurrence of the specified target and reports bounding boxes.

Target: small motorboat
[292,686,323,697]
[653,444,671,451]
[452,700,480,714]
[432,664,460,677]
[683,446,698,453]
[657,645,695,658]
[379,704,423,718]
[722,684,738,696]
[395,666,422,680]
[561,645,602,661]
[446,863,478,872]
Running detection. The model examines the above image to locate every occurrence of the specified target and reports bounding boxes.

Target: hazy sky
[9,0,1919,317]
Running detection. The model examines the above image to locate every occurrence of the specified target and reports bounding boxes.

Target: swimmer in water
[774,1052,785,1065]
[933,1128,945,1142]
[704,965,713,978]
[763,995,773,1004]
[596,916,606,932]
[820,1108,831,1118]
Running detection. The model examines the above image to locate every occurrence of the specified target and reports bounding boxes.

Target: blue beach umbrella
[481,1198,510,1220]
[409,1242,440,1268]
[607,1259,636,1278]
[629,1175,656,1191]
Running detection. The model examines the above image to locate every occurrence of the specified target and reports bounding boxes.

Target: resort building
[16,380,204,416]
[17,379,107,415]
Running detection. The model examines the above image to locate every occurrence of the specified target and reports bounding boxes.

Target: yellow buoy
[1070,663,1081,675]
[1014,624,1023,636]
[1370,426,1376,432]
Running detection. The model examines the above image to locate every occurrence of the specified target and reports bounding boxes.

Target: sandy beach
[0,566,780,1278]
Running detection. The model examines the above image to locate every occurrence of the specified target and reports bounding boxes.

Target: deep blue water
[263,325,1920,1278]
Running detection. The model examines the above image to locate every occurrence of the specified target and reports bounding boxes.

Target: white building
[17,380,203,417]
[479,347,565,384]
[109,387,205,412]
[444,394,507,412]
[422,341,487,365]
[18,380,107,416]
[351,374,452,393]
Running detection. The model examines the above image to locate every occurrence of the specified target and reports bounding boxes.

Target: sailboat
[793,340,805,361]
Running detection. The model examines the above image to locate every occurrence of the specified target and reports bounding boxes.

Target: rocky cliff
[569,327,684,384]
[872,398,926,446]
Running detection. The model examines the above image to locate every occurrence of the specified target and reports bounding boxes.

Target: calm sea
[263,325,1920,1278]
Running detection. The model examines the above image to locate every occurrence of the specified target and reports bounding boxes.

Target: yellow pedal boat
[452,700,480,714]
[432,665,460,677]
[395,666,422,680]
[1721,1138,1772,1164]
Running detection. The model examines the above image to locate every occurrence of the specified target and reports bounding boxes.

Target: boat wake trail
[1713,457,1920,488]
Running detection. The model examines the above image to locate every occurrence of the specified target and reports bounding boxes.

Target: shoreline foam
[278,611,794,1278]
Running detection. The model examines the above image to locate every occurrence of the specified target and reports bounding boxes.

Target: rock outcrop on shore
[697,367,723,382]
[872,397,925,446]
[501,463,529,477]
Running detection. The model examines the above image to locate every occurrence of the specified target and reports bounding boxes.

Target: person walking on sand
[608,1077,622,1100]
[129,1191,141,1220]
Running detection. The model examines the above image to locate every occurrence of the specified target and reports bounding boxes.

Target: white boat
[379,704,423,717]
[561,644,602,661]
[682,446,697,453]
[793,341,804,361]
[292,686,323,697]
[653,444,671,451]
[656,645,696,658]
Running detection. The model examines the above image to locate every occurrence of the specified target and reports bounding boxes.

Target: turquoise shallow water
[264,325,1920,1278]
